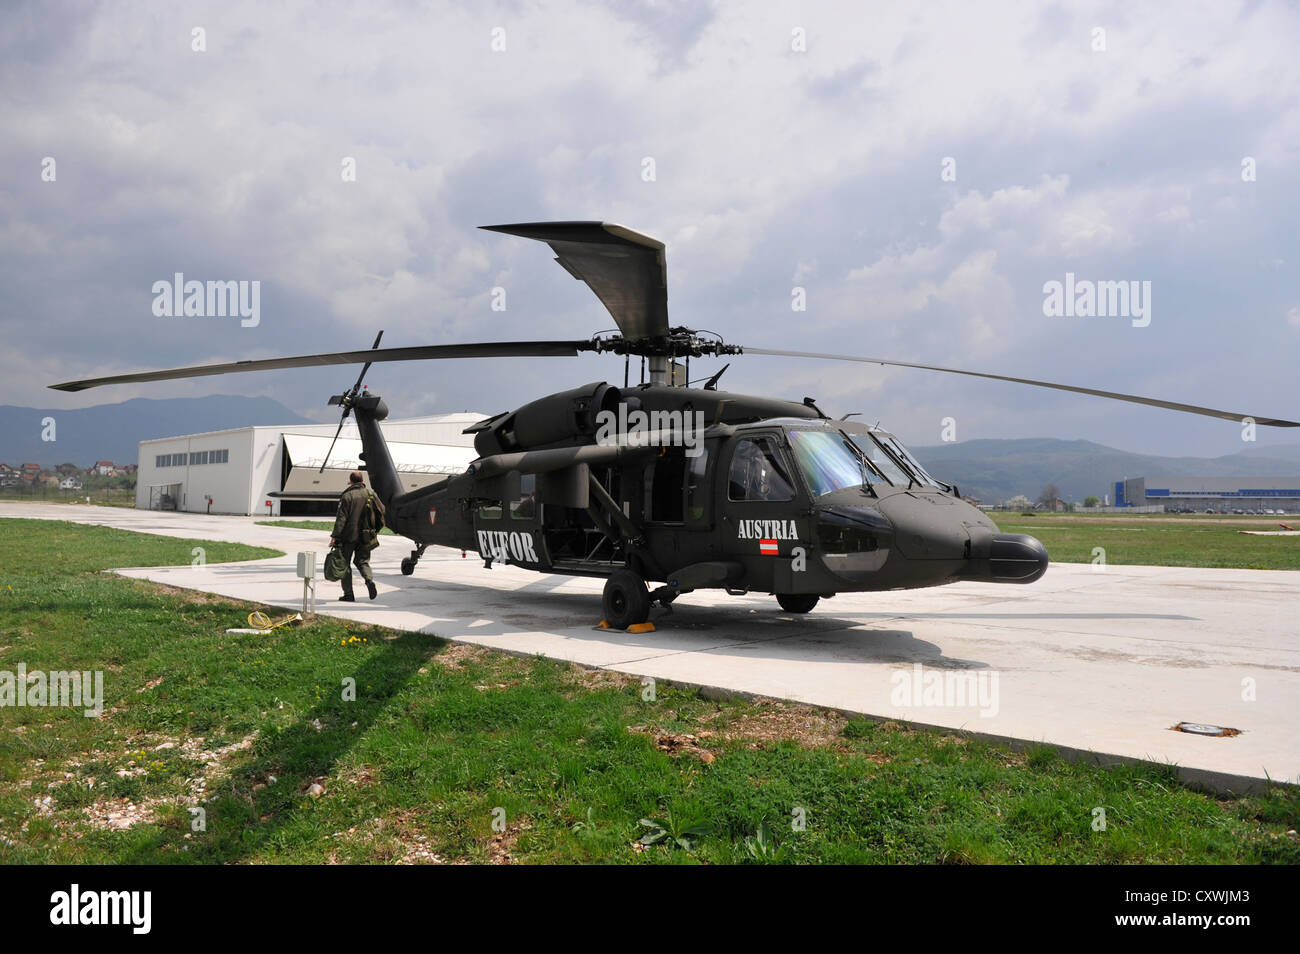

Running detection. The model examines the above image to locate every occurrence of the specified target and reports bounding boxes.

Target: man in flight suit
[331,471,378,601]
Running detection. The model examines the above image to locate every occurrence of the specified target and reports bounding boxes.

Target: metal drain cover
[1171,721,1241,737]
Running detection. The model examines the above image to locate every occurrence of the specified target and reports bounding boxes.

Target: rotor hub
[587,327,743,360]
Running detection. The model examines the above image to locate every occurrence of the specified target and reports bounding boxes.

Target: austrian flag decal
[759,538,779,556]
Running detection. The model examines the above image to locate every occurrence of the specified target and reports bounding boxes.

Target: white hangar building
[135,412,484,516]
[1115,475,1300,512]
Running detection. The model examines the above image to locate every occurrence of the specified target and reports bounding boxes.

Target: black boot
[340,591,355,602]
[366,580,377,600]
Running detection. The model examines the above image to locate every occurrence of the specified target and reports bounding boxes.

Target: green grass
[1,518,1297,864]
[256,520,396,535]
[990,512,1300,570]
[1,487,137,507]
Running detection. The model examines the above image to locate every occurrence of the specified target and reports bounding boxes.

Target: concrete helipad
[5,502,1298,792]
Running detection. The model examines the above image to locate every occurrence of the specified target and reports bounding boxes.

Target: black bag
[324,546,347,581]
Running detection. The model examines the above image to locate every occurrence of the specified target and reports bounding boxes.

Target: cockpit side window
[727,436,795,501]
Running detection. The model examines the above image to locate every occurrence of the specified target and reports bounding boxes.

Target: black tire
[400,558,415,576]
[776,593,819,614]
[603,569,651,629]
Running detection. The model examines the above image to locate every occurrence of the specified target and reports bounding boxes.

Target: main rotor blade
[741,347,1300,427]
[481,221,670,341]
[49,340,591,392]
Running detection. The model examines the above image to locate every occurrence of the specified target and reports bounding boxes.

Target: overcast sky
[2,0,1297,457]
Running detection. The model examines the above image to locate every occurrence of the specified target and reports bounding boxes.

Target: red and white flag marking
[758,538,779,556]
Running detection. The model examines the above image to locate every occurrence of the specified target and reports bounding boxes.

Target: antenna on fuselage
[702,363,729,391]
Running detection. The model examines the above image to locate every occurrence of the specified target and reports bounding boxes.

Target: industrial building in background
[1115,476,1300,513]
[136,412,483,516]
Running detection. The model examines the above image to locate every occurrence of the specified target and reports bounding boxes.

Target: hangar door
[147,483,182,511]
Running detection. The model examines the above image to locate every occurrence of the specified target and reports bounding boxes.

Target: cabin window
[511,473,537,520]
[727,437,795,502]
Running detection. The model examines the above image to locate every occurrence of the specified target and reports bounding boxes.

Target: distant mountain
[0,396,315,468]
[911,438,1300,504]
[1231,443,1300,462]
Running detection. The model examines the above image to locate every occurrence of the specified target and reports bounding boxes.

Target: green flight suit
[332,483,374,598]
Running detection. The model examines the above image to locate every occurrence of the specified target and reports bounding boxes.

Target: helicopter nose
[967,532,1050,584]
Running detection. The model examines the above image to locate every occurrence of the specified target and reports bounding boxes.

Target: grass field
[1,518,1297,864]
[989,512,1300,570]
[256,519,396,535]
[0,487,137,508]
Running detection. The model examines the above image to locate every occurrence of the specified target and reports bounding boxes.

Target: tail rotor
[320,330,384,473]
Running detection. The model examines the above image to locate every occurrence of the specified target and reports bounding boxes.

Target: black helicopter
[53,222,1299,628]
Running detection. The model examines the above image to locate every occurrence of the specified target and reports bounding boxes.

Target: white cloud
[1,0,1297,457]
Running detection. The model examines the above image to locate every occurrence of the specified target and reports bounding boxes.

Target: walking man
[330,471,381,601]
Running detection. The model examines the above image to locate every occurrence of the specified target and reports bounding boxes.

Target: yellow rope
[246,610,301,631]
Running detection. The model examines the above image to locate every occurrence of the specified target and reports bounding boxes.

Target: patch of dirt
[487,819,530,864]
[327,812,446,864]
[136,580,242,607]
[426,642,492,669]
[388,812,444,865]
[701,698,850,749]
[566,665,637,691]
[340,765,380,787]
[75,730,260,831]
[627,727,717,763]
[84,797,156,831]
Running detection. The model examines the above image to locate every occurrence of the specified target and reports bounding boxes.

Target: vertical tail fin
[352,393,401,507]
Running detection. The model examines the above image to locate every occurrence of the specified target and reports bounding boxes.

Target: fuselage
[358,384,1049,597]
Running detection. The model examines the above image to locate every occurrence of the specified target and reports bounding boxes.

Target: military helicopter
[52,222,1299,628]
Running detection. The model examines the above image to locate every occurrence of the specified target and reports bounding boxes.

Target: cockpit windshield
[786,428,879,497]
[875,433,945,489]
[848,434,912,486]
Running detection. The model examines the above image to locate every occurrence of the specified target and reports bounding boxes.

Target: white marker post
[296,551,317,618]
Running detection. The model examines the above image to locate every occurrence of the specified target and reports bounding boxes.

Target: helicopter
[52,221,1299,629]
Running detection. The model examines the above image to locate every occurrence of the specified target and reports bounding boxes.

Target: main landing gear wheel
[603,569,651,629]
[401,544,427,576]
[776,593,819,614]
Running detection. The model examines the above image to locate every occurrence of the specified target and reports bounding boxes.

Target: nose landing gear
[775,593,820,613]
